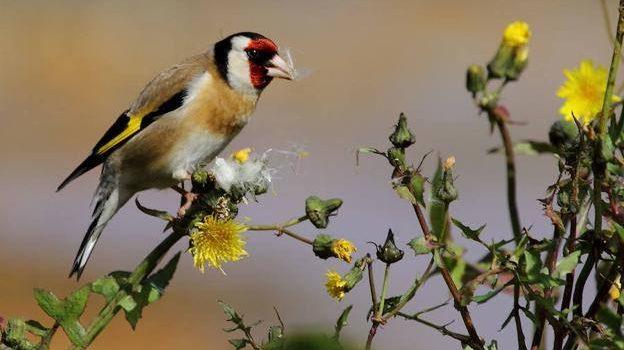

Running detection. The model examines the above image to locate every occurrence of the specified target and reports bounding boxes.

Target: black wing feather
[56,90,186,192]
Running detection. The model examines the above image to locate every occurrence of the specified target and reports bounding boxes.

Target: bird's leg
[171,184,198,218]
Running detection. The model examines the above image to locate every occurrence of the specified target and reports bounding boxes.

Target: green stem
[382,258,434,321]
[247,215,313,245]
[70,230,185,350]
[36,322,59,350]
[375,264,391,320]
[494,114,522,242]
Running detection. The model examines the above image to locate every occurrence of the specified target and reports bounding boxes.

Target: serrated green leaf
[122,253,180,329]
[487,140,556,156]
[472,281,511,304]
[523,250,542,279]
[451,218,485,240]
[33,287,89,347]
[554,251,581,277]
[429,160,450,241]
[408,174,426,206]
[333,305,353,339]
[228,338,248,349]
[407,236,430,255]
[393,184,417,204]
[90,276,120,302]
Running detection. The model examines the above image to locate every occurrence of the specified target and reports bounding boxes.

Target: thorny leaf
[123,253,181,329]
[333,305,353,340]
[33,286,90,347]
[407,236,431,255]
[487,140,556,156]
[451,218,486,241]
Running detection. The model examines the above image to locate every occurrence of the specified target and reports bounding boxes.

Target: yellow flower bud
[503,21,531,48]
[331,239,357,263]
[232,147,252,164]
[443,156,456,171]
[610,276,621,301]
[325,270,348,301]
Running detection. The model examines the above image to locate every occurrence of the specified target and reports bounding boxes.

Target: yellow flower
[331,239,357,263]
[325,270,347,301]
[503,21,531,48]
[232,148,252,164]
[189,216,248,272]
[557,60,621,124]
[610,276,621,301]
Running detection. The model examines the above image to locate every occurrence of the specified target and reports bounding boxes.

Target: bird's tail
[69,182,129,280]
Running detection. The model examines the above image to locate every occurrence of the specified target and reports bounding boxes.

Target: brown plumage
[57,32,294,279]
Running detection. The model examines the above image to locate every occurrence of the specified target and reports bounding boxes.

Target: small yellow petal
[610,276,622,301]
[232,148,252,164]
[331,239,357,263]
[503,21,531,48]
[189,216,248,272]
[325,270,347,301]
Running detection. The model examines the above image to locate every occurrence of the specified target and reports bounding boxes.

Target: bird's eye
[247,49,259,60]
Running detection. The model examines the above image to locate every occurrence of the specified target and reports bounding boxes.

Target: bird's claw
[178,192,199,218]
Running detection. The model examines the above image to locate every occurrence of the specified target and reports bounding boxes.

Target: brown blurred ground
[0,0,614,349]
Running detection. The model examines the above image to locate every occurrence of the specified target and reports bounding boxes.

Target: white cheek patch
[227,36,256,95]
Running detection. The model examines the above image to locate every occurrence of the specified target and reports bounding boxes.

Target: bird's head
[214,32,294,95]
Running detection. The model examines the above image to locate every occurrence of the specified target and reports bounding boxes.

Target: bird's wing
[57,54,209,191]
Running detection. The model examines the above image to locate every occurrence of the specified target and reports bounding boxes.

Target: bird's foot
[171,185,199,218]
[178,192,199,217]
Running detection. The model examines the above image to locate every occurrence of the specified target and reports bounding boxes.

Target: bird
[57,32,294,280]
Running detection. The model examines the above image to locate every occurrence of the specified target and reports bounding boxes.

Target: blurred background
[0,0,616,348]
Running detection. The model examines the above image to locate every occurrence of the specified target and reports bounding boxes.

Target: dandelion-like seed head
[325,270,347,301]
[189,216,248,272]
[503,21,531,48]
[557,59,621,124]
[331,239,357,263]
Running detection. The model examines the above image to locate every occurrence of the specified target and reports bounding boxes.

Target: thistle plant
[5,3,624,350]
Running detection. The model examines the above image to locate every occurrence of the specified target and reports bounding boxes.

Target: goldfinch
[57,32,294,279]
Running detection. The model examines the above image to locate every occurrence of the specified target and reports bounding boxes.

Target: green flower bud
[387,147,406,169]
[506,47,529,81]
[548,120,579,149]
[389,113,416,148]
[466,64,486,97]
[306,196,343,229]
[192,169,210,185]
[438,158,458,203]
[343,264,364,290]
[373,229,404,264]
[487,45,514,79]
[312,234,334,259]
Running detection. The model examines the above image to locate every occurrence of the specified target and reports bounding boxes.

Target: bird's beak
[266,54,294,80]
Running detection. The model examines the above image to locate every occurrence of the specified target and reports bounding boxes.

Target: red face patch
[246,38,278,89]
[246,38,278,53]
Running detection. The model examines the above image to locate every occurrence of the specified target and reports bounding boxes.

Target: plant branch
[247,216,314,245]
[382,258,434,321]
[70,230,185,349]
[397,312,473,344]
[411,202,484,349]
[492,109,523,243]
